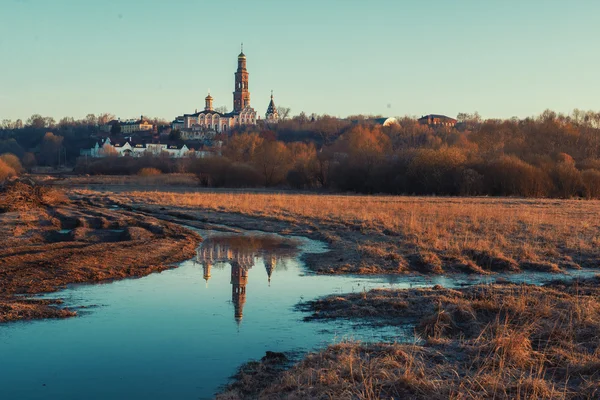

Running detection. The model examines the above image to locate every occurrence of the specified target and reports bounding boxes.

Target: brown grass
[137,167,162,177]
[219,278,600,399]
[51,173,199,187]
[108,191,600,274]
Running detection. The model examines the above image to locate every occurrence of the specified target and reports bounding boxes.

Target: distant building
[173,48,259,135]
[100,116,154,134]
[172,47,279,134]
[349,117,398,127]
[264,91,279,123]
[418,114,457,127]
[81,137,200,158]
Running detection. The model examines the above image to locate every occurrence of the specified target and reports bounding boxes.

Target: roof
[184,110,226,117]
[266,96,277,115]
[419,114,457,121]
[102,137,188,150]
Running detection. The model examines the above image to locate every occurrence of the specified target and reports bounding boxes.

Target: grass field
[116,191,600,274]
[218,277,600,399]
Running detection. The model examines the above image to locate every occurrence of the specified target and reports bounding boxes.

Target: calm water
[0,228,597,400]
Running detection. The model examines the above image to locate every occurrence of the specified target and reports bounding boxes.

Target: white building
[172,48,278,134]
[264,91,279,123]
[81,138,196,158]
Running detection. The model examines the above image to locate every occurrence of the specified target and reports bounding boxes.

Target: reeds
[118,191,600,274]
[219,278,600,399]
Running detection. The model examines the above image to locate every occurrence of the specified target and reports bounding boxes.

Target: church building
[174,47,279,136]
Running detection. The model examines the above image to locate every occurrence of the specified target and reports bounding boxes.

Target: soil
[0,180,202,323]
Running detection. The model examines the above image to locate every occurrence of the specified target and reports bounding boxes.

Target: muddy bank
[218,277,600,399]
[84,190,600,277]
[0,182,202,323]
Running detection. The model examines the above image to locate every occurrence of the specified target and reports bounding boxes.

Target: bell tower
[233,44,250,113]
[205,91,213,112]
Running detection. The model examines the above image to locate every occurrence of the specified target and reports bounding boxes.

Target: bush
[582,169,600,199]
[552,162,583,198]
[407,148,468,195]
[0,159,17,182]
[189,157,262,187]
[138,167,162,177]
[0,153,23,174]
[74,155,183,175]
[481,156,552,197]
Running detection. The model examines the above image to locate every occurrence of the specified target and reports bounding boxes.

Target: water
[0,228,597,400]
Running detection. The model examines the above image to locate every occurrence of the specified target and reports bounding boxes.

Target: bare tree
[97,113,115,126]
[278,106,291,120]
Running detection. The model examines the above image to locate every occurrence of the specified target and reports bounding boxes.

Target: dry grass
[219,278,600,399]
[137,167,162,177]
[51,173,199,187]
[113,191,600,274]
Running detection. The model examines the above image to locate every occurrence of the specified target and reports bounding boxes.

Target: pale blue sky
[1,0,598,121]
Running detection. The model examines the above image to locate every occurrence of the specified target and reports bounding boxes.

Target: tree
[169,129,182,141]
[85,113,97,127]
[99,144,118,157]
[223,133,264,163]
[278,106,291,121]
[582,169,600,199]
[110,122,122,135]
[97,113,115,126]
[215,106,228,114]
[58,117,76,128]
[21,152,37,171]
[44,117,56,129]
[26,114,46,129]
[40,132,64,167]
[253,140,291,186]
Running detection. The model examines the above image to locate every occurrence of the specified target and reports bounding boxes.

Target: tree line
[69,109,600,198]
[4,109,600,198]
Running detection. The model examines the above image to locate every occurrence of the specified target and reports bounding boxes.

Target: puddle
[0,227,597,400]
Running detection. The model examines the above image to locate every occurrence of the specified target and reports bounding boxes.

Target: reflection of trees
[194,234,299,325]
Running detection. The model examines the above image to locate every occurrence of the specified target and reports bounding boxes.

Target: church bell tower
[233,44,250,113]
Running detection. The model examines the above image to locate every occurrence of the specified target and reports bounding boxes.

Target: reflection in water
[3,227,598,400]
[195,234,298,324]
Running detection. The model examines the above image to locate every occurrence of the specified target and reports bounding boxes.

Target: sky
[1,0,599,122]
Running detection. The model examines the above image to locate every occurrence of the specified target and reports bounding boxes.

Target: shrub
[0,159,17,182]
[0,153,23,174]
[189,157,262,187]
[482,156,552,197]
[552,162,583,198]
[407,148,468,195]
[582,169,600,199]
[138,167,162,177]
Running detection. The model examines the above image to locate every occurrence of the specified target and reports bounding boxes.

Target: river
[0,227,596,399]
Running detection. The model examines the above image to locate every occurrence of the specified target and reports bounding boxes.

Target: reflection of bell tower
[231,261,248,324]
[265,255,277,286]
[203,262,212,287]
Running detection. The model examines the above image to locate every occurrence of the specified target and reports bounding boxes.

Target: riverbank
[0,180,202,323]
[217,277,600,399]
[78,187,600,276]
